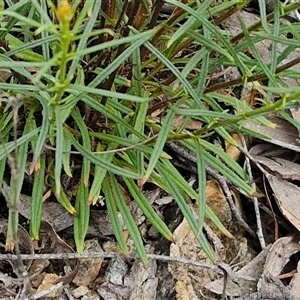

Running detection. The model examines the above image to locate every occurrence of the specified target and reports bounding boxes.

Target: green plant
[0,0,300,265]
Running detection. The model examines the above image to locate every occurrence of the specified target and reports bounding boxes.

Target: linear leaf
[103,176,129,256]
[108,173,148,266]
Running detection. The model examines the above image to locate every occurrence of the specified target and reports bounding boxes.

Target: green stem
[168,95,293,142]
[52,20,72,105]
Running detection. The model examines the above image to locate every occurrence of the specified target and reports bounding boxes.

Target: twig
[213,170,256,238]
[263,175,279,240]
[0,252,255,282]
[63,284,75,300]
[239,135,266,249]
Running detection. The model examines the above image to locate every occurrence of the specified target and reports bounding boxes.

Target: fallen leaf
[243,115,300,152]
[267,175,300,231]
[205,245,271,297]
[72,238,103,286]
[258,236,300,293]
[38,221,78,285]
[290,260,300,296]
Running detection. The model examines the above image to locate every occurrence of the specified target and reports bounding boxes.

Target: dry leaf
[174,281,194,300]
[205,245,271,297]
[267,175,300,231]
[36,273,63,299]
[72,238,103,286]
[258,236,300,293]
[38,221,78,285]
[225,134,242,162]
[252,156,300,181]
[97,253,157,300]
[290,261,300,296]
[206,180,232,227]
[291,107,300,127]
[243,115,300,152]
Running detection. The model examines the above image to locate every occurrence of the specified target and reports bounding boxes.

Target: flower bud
[56,0,73,23]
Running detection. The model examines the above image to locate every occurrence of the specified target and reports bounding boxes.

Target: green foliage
[0,0,299,262]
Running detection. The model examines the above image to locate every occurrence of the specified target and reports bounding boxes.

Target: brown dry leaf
[172,115,203,131]
[0,70,12,82]
[205,180,232,227]
[249,143,296,160]
[243,115,300,152]
[29,259,50,288]
[225,133,242,162]
[252,156,300,181]
[258,236,300,293]
[72,238,103,286]
[38,221,78,285]
[36,273,63,299]
[267,174,300,231]
[174,281,193,300]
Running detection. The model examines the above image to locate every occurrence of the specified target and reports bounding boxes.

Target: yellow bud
[56,0,73,23]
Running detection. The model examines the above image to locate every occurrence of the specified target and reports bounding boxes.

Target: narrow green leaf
[167,0,214,47]
[50,178,77,215]
[240,21,277,86]
[190,139,248,181]
[74,176,90,252]
[195,140,206,233]
[88,143,116,205]
[67,0,103,77]
[103,176,129,256]
[203,150,254,195]
[29,153,46,240]
[123,177,173,241]
[0,131,9,194]
[0,129,39,160]
[165,0,248,74]
[62,131,73,178]
[108,173,148,266]
[7,109,33,249]
[54,107,64,198]
[68,85,149,103]
[155,159,233,238]
[158,165,215,261]
[82,95,144,139]
[5,33,43,62]
[71,107,91,187]
[29,92,51,174]
[144,108,175,182]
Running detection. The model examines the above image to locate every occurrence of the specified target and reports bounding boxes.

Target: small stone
[72,285,90,298]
